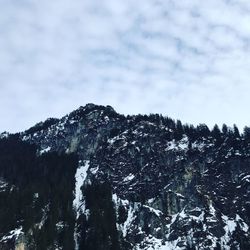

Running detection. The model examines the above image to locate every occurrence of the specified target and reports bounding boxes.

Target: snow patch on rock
[0,227,23,243]
[40,146,51,154]
[73,160,90,217]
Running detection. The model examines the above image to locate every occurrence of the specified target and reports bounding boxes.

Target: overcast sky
[1,0,250,132]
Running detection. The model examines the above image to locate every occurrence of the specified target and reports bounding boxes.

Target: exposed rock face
[0,104,250,249]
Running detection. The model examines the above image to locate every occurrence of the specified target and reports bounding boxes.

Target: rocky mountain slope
[0,103,250,250]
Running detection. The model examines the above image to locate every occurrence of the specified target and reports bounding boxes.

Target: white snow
[166,136,189,151]
[242,175,250,182]
[73,160,90,216]
[0,227,23,243]
[192,141,206,150]
[176,193,185,199]
[73,160,90,250]
[123,173,135,182]
[143,205,163,217]
[135,235,185,250]
[209,204,216,217]
[0,132,9,139]
[178,137,189,150]
[90,166,99,175]
[0,180,8,190]
[40,146,51,154]
[104,116,109,122]
[69,119,77,124]
[112,193,137,237]
[221,214,237,249]
[108,137,117,144]
[147,198,155,203]
[236,214,249,232]
[167,141,176,150]
[34,193,39,199]
[22,135,30,141]
[38,204,49,229]
[56,221,64,230]
[120,205,136,237]
[190,211,205,222]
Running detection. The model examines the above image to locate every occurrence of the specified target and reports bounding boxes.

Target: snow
[221,214,237,249]
[124,173,135,182]
[143,205,163,217]
[0,180,8,191]
[104,116,109,122]
[178,137,189,150]
[107,135,124,145]
[40,146,51,154]
[190,211,205,221]
[38,204,49,229]
[166,136,189,151]
[167,141,176,150]
[209,204,216,217]
[179,208,186,218]
[242,174,250,180]
[122,205,136,237]
[192,141,206,151]
[73,160,90,250]
[166,137,215,154]
[56,221,64,230]
[73,160,90,216]
[225,219,236,233]
[176,193,185,199]
[0,227,23,243]
[108,137,117,144]
[236,214,249,232]
[90,166,99,175]
[242,175,250,182]
[22,135,30,141]
[0,132,9,139]
[135,235,185,250]
[112,193,137,237]
[235,151,242,156]
[148,198,155,203]
[173,207,205,223]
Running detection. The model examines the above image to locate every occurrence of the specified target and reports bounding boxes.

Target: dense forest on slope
[0,135,78,249]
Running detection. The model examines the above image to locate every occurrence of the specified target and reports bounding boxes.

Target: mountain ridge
[0,104,250,250]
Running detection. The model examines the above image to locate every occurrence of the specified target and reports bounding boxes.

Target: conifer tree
[233,124,240,138]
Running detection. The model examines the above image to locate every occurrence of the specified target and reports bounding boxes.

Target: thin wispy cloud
[1,0,250,132]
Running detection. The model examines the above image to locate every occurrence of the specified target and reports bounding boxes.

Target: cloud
[0,0,250,132]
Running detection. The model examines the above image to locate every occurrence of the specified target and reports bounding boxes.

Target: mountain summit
[0,104,250,250]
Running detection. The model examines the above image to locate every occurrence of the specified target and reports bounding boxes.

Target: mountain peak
[77,103,116,113]
[68,103,117,119]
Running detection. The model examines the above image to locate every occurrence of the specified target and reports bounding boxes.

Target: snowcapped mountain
[0,103,250,250]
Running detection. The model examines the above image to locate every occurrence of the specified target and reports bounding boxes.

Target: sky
[1,0,250,132]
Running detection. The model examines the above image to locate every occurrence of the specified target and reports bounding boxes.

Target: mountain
[0,103,249,250]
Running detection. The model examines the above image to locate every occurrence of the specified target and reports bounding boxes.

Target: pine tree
[243,126,250,141]
[211,124,221,140]
[222,124,228,135]
[233,124,240,138]
[196,124,210,138]
[174,120,184,140]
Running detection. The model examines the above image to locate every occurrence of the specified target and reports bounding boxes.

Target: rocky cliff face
[0,104,250,250]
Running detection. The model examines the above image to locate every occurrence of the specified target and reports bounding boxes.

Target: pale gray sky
[1,0,250,132]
